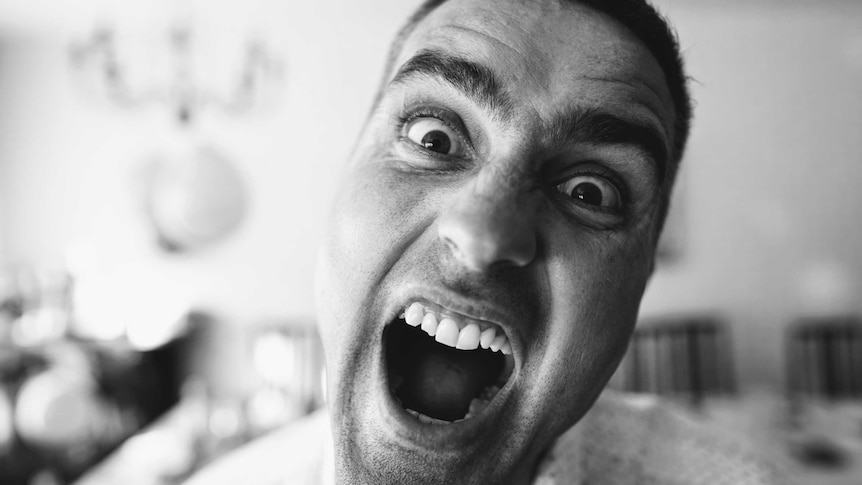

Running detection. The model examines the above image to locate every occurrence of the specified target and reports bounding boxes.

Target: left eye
[405,118,463,156]
[556,175,622,209]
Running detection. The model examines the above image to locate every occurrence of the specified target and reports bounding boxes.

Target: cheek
[315,165,434,332]
[313,248,342,357]
[562,232,652,357]
[528,225,653,417]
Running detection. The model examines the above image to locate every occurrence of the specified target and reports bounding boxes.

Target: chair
[786,316,862,400]
[609,316,736,405]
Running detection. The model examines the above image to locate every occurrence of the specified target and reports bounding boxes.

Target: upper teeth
[401,302,512,355]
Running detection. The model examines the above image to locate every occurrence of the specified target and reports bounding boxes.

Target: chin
[318,278,570,485]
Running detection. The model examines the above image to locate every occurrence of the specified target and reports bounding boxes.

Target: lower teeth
[401,384,500,425]
[479,385,501,401]
[386,319,512,425]
[410,410,453,425]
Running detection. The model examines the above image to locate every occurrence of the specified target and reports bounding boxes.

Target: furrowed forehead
[378,0,674,178]
[388,0,674,128]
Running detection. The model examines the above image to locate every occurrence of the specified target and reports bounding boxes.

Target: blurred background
[0,0,860,483]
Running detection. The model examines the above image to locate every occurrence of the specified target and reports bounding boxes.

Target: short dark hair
[375,0,692,235]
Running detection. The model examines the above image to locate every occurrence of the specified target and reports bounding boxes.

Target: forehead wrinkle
[440,20,564,103]
[542,106,669,181]
[578,75,673,130]
[581,75,667,108]
[445,24,528,57]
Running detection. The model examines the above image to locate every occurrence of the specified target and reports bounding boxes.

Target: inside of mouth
[385,317,513,423]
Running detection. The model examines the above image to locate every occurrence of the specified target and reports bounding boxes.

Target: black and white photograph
[0,0,861,484]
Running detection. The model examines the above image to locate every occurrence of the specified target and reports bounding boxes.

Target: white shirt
[182,391,785,485]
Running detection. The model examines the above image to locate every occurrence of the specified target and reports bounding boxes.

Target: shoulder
[182,409,331,485]
[535,391,787,485]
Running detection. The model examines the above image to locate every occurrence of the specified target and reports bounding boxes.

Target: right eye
[405,118,464,156]
[555,174,622,210]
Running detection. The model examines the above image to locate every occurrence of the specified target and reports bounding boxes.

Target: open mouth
[385,302,515,424]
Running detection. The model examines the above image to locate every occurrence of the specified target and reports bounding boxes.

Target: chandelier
[68,20,284,124]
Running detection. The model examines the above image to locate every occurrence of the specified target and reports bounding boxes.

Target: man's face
[315,0,674,483]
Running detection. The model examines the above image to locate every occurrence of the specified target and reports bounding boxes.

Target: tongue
[397,338,500,421]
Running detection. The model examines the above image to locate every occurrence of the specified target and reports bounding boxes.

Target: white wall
[642,1,862,389]
[1,0,861,389]
[0,0,415,324]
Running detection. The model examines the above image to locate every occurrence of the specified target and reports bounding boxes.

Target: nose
[437,179,539,273]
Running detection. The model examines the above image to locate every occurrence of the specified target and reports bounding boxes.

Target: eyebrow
[390,49,514,121]
[390,49,669,179]
[545,108,669,180]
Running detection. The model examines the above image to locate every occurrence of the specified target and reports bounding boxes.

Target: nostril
[442,232,509,273]
[437,189,538,272]
[439,219,535,272]
[440,226,488,271]
[442,236,458,254]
